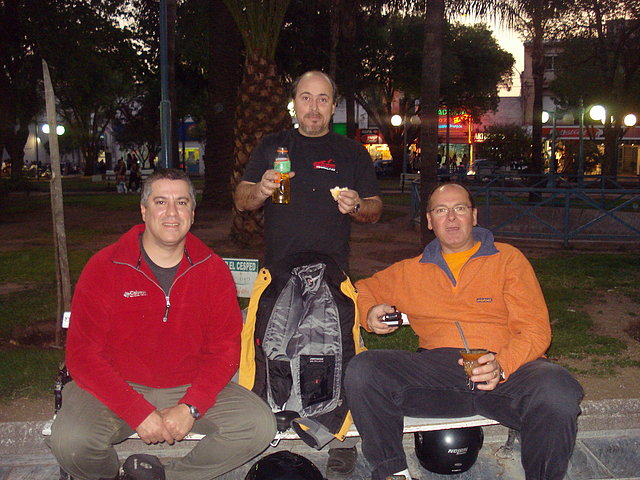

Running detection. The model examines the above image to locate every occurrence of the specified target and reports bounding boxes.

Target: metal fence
[410,174,640,247]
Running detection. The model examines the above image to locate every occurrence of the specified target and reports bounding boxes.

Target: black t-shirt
[243,129,380,272]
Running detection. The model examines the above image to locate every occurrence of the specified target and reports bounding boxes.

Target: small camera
[381,308,403,327]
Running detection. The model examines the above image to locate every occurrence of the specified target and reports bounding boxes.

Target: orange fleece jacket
[355,228,551,379]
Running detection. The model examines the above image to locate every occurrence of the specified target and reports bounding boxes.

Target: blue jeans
[344,348,583,480]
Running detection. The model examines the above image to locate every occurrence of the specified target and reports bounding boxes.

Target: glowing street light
[589,105,606,123]
[588,105,637,176]
[390,114,408,173]
[541,111,550,124]
[624,114,637,127]
[41,124,66,136]
[589,105,636,128]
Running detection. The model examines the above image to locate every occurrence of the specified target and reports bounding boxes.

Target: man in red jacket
[47,169,276,480]
[344,183,583,480]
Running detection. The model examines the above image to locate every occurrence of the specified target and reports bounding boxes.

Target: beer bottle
[272,147,291,204]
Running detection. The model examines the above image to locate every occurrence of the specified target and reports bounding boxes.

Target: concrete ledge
[577,398,640,431]
[2,399,638,457]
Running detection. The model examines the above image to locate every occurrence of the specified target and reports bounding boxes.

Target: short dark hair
[290,71,338,104]
[427,182,476,211]
[141,168,196,210]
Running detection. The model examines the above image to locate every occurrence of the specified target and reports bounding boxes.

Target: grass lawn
[1,177,639,401]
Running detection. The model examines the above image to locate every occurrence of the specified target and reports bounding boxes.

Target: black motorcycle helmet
[244,451,324,480]
[414,426,484,475]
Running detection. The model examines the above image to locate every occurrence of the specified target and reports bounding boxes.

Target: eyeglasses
[429,205,472,217]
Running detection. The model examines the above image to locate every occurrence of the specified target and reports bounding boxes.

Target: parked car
[471,159,498,181]
[373,159,393,176]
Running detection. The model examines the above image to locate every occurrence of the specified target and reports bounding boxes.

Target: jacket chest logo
[313,159,337,172]
[123,290,148,298]
[476,297,492,303]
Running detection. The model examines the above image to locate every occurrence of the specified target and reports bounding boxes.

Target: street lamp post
[542,108,558,187]
[34,123,40,177]
[578,99,584,186]
[401,117,408,174]
[589,105,637,178]
[159,0,171,169]
[391,114,408,174]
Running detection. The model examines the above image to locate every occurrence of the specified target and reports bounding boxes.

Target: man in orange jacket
[344,182,583,480]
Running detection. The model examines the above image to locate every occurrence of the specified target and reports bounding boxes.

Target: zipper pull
[163,296,171,322]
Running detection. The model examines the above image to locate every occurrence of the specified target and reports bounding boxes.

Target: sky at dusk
[456,14,525,97]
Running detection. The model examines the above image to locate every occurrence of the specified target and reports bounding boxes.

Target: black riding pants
[344,348,584,480]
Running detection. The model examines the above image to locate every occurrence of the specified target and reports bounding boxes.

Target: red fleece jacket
[65,225,242,429]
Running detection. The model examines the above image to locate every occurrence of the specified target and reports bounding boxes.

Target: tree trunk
[229,54,290,246]
[419,0,444,247]
[329,0,340,78]
[529,4,544,179]
[343,1,361,140]
[603,122,619,177]
[389,143,404,174]
[528,4,545,202]
[84,143,99,176]
[200,0,242,210]
[83,156,95,176]
[6,126,28,180]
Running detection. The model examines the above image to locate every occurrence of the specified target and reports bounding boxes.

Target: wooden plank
[43,415,499,441]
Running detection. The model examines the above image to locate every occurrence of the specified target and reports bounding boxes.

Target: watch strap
[183,403,200,419]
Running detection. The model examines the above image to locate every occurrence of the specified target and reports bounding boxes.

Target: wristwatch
[498,367,506,382]
[183,403,200,420]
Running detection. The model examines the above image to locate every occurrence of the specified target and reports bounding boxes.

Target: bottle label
[274,146,290,173]
[274,159,290,173]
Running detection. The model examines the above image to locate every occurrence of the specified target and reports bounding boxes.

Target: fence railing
[410,174,640,247]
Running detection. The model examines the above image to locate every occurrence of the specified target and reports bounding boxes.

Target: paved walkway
[1,399,638,480]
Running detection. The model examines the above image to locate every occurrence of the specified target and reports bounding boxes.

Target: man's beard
[299,114,328,136]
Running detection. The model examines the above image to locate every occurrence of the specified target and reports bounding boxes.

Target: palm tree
[461,0,567,179]
[418,0,445,246]
[505,0,569,180]
[199,0,242,209]
[223,0,292,246]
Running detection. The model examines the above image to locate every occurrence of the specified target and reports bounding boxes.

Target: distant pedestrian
[115,158,127,194]
[128,162,142,192]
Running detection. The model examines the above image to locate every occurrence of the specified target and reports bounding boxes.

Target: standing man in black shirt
[234,71,382,479]
[235,70,382,273]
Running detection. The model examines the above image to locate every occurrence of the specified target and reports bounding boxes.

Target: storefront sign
[359,128,382,144]
[542,125,640,140]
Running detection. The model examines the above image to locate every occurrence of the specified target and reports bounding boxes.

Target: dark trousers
[344,348,584,480]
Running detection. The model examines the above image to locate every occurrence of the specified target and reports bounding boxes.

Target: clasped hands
[135,404,195,445]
